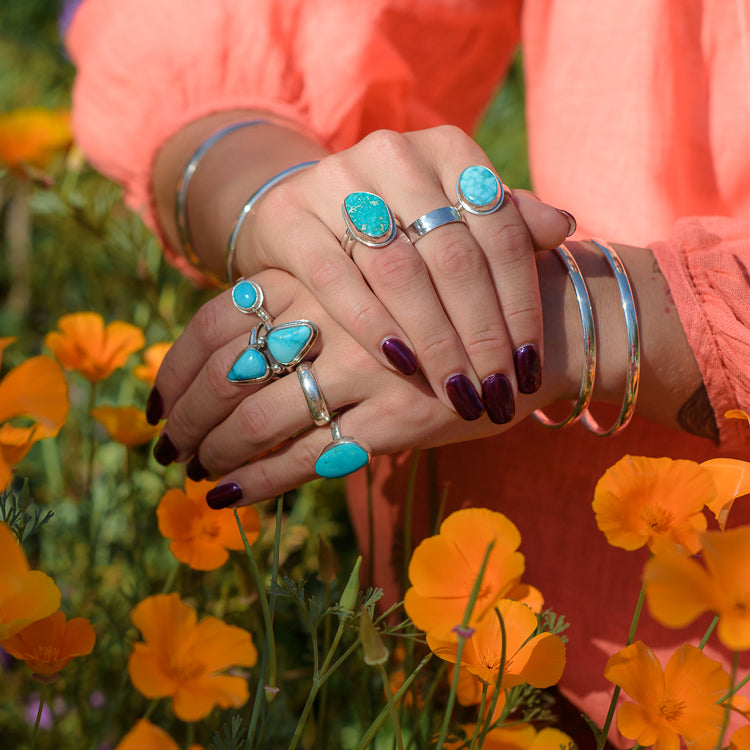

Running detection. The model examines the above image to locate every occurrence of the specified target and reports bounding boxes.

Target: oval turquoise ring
[314,417,370,479]
[341,191,398,255]
[231,277,273,328]
[455,165,505,215]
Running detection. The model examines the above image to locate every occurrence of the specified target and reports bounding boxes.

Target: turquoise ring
[231,278,273,328]
[314,417,370,479]
[341,191,398,255]
[455,165,505,215]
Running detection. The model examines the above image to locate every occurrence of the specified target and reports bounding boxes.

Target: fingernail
[445,374,484,421]
[557,209,577,237]
[381,338,418,376]
[145,387,163,425]
[153,432,177,466]
[514,344,542,394]
[206,481,243,510]
[186,454,209,481]
[482,373,515,424]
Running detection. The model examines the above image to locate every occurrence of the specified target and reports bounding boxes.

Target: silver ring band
[404,206,465,244]
[297,362,331,426]
[533,243,596,429]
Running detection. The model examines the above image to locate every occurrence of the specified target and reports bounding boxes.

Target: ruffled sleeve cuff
[650,217,750,450]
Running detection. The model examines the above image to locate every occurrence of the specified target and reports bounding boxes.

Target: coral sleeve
[65,0,519,237]
[650,219,750,451]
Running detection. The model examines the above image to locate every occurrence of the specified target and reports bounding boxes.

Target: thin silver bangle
[533,243,596,429]
[174,119,269,284]
[581,239,641,436]
[225,160,319,284]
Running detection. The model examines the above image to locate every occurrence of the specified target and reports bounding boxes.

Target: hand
[151,267,564,506]
[234,125,574,422]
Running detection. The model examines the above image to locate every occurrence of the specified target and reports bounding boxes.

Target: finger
[511,190,576,249]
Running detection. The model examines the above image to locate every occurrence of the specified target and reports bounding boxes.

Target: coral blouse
[67,0,750,736]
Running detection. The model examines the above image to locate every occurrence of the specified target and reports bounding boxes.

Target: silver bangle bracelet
[174,119,269,284]
[533,243,596,429]
[225,160,319,284]
[581,239,641,436]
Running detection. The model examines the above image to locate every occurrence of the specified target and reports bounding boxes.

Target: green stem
[721,669,750,702]
[160,559,180,594]
[378,662,405,750]
[84,382,98,498]
[716,651,739,750]
[699,615,720,650]
[468,684,490,750]
[477,607,508,747]
[30,683,49,750]
[598,580,647,750]
[401,450,421,595]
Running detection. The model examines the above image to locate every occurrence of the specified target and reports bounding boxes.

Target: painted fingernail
[153,433,177,466]
[482,373,515,424]
[206,481,243,510]
[557,209,577,237]
[145,387,163,425]
[514,344,542,394]
[381,337,419,376]
[186,455,209,481]
[445,374,484,421]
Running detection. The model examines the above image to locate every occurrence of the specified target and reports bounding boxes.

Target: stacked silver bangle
[534,239,640,436]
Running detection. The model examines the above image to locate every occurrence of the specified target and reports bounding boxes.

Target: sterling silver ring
[296,362,331,427]
[341,191,399,256]
[404,206,466,244]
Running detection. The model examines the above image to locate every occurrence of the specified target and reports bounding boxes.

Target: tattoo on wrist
[677,384,719,441]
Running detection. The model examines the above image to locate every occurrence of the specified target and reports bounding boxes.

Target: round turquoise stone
[344,192,392,239]
[232,280,259,312]
[315,440,370,478]
[228,347,269,382]
[458,165,500,208]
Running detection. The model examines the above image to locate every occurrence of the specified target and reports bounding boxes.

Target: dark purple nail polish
[557,209,577,237]
[145,387,163,425]
[186,455,209,481]
[482,373,515,424]
[445,374,484,421]
[153,433,177,466]
[381,338,418,376]
[514,344,542,394]
[206,482,243,510]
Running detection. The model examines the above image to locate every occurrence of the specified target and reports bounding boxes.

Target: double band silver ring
[297,362,331,426]
[341,191,399,255]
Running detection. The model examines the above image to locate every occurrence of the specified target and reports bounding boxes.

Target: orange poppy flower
[605,641,729,750]
[643,526,750,650]
[91,406,161,447]
[0,609,95,681]
[731,725,750,750]
[0,107,72,171]
[156,479,260,571]
[133,343,171,385]
[700,458,750,530]
[0,523,60,639]
[447,723,575,750]
[128,592,257,721]
[114,719,203,750]
[427,599,565,690]
[45,312,145,383]
[0,340,69,490]
[404,509,526,641]
[593,455,712,555]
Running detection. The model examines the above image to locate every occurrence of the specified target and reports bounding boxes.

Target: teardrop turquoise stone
[267,323,315,366]
[315,441,370,478]
[228,347,269,382]
[232,280,259,312]
[344,192,392,239]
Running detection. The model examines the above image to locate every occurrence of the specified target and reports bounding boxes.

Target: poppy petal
[172,674,249,722]
[0,356,69,428]
[701,458,750,530]
[113,719,181,750]
[509,632,566,688]
[130,593,196,654]
[192,617,257,671]
[605,641,665,708]
[127,643,180,698]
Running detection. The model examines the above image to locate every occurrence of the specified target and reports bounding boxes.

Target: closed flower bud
[360,610,388,666]
[338,556,361,613]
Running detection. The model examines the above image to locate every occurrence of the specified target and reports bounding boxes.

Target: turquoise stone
[227,347,269,382]
[315,440,370,478]
[232,280,259,312]
[267,322,316,366]
[344,192,392,239]
[458,165,500,208]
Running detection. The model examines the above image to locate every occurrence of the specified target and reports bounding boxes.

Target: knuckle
[346,298,380,333]
[431,233,483,278]
[307,256,348,294]
[204,350,239,399]
[371,248,424,293]
[462,324,506,360]
[360,129,410,162]
[486,221,533,263]
[418,329,456,365]
[236,398,274,441]
[165,405,201,450]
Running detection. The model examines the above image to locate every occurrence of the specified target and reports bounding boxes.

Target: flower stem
[699,615,719,650]
[378,661,405,750]
[476,607,508,748]
[30,683,49,750]
[468,684,490,750]
[402,450,421,594]
[717,651,739,750]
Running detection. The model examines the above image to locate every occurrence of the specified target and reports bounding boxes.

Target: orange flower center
[170,656,206,683]
[31,645,60,663]
[200,521,222,540]
[640,503,674,534]
[658,697,686,723]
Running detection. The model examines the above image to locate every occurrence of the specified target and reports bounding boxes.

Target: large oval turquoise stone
[458,165,500,208]
[267,323,316,366]
[228,347,269,382]
[344,192,392,240]
[315,440,370,479]
[232,280,259,312]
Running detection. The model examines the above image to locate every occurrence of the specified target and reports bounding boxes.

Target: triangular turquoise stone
[227,347,270,383]
[267,322,316,366]
[315,440,370,478]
